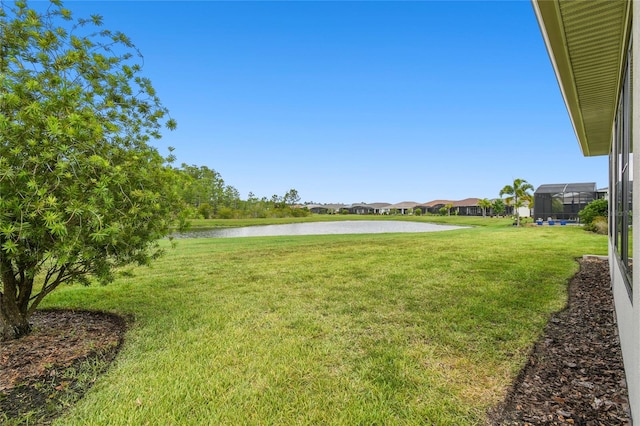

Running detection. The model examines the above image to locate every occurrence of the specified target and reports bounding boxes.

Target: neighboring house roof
[349,204,376,210]
[420,199,480,208]
[535,183,597,194]
[451,198,480,207]
[532,1,631,156]
[420,200,451,207]
[306,204,347,210]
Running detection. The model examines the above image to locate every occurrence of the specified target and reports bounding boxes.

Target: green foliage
[444,203,454,216]
[290,206,311,217]
[578,198,608,225]
[216,207,236,219]
[177,164,230,212]
[283,188,300,206]
[196,203,214,220]
[584,216,608,235]
[173,166,305,220]
[478,198,492,217]
[492,198,506,216]
[0,0,181,339]
[499,178,534,226]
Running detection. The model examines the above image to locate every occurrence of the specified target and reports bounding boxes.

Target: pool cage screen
[533,183,598,221]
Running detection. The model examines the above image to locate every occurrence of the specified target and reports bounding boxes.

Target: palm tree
[444,202,454,216]
[500,178,534,226]
[478,198,492,218]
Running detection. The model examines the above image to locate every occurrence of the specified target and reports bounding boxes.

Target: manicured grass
[42,224,606,425]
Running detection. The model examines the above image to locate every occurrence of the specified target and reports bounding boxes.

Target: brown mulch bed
[488,257,631,425]
[0,310,127,423]
[0,258,632,424]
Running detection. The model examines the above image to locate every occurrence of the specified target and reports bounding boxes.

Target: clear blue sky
[65,0,608,204]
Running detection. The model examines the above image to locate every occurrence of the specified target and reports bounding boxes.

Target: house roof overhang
[531,0,631,156]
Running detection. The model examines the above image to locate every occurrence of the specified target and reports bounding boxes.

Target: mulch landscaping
[488,258,631,425]
[0,258,632,424]
[0,310,126,424]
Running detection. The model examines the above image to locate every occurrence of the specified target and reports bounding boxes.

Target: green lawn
[41,222,606,425]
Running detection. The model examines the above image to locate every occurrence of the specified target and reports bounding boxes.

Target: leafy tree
[176,164,243,217]
[283,189,300,206]
[492,198,506,216]
[579,198,608,225]
[222,186,240,211]
[499,178,534,226]
[0,0,181,340]
[478,198,492,217]
[270,194,283,209]
[179,164,226,210]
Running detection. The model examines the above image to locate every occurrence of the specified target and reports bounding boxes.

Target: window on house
[612,39,633,297]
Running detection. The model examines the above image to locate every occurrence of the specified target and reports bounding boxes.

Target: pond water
[174,220,467,239]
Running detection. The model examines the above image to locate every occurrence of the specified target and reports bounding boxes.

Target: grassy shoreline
[40,221,605,424]
[184,214,517,231]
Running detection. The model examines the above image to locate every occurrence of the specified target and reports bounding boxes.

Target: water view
[175,220,467,238]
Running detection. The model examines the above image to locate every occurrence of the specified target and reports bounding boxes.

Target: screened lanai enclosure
[533,183,599,221]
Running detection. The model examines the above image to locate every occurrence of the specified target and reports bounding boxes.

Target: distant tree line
[174,164,309,219]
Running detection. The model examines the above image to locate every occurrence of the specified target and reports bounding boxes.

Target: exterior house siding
[533,0,638,419]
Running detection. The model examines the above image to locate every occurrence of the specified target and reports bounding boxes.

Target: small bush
[579,199,608,225]
[217,207,235,219]
[584,216,608,234]
[291,207,311,217]
[593,217,608,235]
[197,203,214,219]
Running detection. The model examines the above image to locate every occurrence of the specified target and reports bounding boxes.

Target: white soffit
[533,0,630,156]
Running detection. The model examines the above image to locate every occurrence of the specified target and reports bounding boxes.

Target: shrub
[197,203,214,219]
[584,216,608,234]
[217,207,235,219]
[579,199,608,225]
[291,207,311,217]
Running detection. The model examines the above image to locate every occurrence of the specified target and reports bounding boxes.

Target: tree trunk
[0,257,33,341]
[0,292,31,341]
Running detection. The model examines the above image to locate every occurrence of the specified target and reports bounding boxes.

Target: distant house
[452,198,482,216]
[533,183,598,221]
[306,203,391,215]
[368,202,392,214]
[348,204,376,215]
[384,201,419,215]
[305,204,347,214]
[418,198,489,216]
[417,199,451,215]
